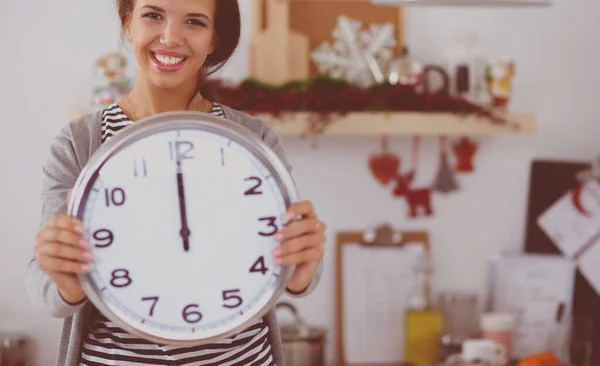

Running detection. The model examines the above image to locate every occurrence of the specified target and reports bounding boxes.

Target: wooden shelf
[259,111,536,136]
[69,109,535,136]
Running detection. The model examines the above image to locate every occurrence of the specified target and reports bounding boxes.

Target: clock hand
[176,161,191,252]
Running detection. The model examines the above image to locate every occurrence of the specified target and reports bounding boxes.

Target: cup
[462,338,507,365]
[480,312,516,359]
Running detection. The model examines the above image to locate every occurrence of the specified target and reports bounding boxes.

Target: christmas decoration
[91,51,131,107]
[387,46,423,86]
[392,137,434,218]
[369,136,401,185]
[204,76,515,137]
[485,61,515,108]
[310,15,396,87]
[432,136,459,193]
[393,170,434,218]
[452,136,478,173]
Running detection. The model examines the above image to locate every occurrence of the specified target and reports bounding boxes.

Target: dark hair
[116,0,241,99]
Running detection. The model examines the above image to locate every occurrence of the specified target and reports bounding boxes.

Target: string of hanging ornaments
[369,135,478,219]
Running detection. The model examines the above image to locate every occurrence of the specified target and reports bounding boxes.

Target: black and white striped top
[79,102,275,366]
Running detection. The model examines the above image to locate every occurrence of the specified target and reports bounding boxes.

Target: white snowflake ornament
[310,15,396,87]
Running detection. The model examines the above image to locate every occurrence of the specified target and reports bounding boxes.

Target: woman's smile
[150,49,189,72]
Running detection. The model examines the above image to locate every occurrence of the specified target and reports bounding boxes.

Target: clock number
[170,141,195,161]
[182,304,203,324]
[142,296,159,316]
[93,229,114,248]
[249,256,269,275]
[244,176,263,196]
[134,158,148,177]
[258,216,278,236]
[222,289,243,309]
[110,269,132,288]
[104,188,125,207]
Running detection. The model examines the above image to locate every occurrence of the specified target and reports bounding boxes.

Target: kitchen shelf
[258,111,536,136]
[69,109,535,136]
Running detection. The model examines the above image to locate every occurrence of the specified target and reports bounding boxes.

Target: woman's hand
[35,213,92,305]
[272,200,326,293]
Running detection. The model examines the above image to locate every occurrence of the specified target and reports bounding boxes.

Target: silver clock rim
[67,110,298,346]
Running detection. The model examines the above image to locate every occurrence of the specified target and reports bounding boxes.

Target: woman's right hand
[35,215,92,304]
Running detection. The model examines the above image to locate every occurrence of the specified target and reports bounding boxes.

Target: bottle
[404,251,444,365]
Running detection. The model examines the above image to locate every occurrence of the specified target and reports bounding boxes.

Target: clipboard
[335,224,430,366]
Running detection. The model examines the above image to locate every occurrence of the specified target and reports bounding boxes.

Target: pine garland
[204,76,518,133]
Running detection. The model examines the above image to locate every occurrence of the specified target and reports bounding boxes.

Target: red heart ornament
[369,153,400,185]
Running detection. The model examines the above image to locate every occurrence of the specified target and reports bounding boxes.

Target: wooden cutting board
[251,0,310,84]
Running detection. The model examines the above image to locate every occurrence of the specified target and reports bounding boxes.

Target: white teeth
[153,53,185,66]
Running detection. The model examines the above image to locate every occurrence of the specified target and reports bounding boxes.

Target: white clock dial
[74,122,294,345]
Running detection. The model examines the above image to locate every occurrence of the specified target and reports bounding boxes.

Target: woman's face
[126,0,215,91]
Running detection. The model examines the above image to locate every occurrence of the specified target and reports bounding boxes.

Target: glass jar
[436,292,479,362]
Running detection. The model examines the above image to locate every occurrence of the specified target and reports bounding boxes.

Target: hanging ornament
[452,136,478,173]
[392,136,434,218]
[433,136,459,194]
[369,136,401,185]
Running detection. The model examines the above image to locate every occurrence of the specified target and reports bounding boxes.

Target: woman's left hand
[272,200,326,293]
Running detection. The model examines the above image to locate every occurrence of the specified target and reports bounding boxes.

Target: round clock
[67,111,298,346]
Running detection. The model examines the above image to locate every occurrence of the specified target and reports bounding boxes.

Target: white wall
[1,0,600,365]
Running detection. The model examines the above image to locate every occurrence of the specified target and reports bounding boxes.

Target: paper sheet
[537,180,600,258]
[577,234,600,301]
[491,254,576,359]
[342,243,424,364]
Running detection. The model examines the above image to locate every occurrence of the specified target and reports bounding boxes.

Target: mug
[462,339,507,365]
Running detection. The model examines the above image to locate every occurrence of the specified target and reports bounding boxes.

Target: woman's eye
[187,19,206,27]
[142,12,162,20]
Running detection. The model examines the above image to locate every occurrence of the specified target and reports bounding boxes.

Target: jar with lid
[436,292,479,362]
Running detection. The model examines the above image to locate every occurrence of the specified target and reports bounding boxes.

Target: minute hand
[176,161,191,252]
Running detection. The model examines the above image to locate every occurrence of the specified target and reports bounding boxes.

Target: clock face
[73,121,294,345]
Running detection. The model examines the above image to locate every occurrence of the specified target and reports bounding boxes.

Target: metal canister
[276,302,327,366]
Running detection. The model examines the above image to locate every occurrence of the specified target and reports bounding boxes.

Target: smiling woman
[27,0,326,365]
[117,0,241,114]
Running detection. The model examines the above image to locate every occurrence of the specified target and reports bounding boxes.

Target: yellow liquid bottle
[404,253,443,365]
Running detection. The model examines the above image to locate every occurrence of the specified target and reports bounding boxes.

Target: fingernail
[285,211,295,221]
[274,232,284,242]
[83,252,94,261]
[274,257,283,265]
[74,225,84,233]
[79,240,89,249]
[81,264,91,272]
[272,247,282,257]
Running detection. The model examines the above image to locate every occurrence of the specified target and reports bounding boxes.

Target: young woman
[27,1,325,365]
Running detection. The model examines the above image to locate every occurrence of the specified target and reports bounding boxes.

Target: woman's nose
[159,22,184,47]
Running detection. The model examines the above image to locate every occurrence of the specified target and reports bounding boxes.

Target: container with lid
[276,302,328,366]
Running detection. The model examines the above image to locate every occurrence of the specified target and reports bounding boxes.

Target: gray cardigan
[26,104,322,366]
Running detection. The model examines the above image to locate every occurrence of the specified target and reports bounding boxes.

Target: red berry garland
[203,76,516,136]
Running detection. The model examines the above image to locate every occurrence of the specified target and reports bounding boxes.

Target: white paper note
[577,234,600,300]
[491,254,576,359]
[537,180,600,258]
[342,243,423,364]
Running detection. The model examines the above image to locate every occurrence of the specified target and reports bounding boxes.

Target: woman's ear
[208,35,218,55]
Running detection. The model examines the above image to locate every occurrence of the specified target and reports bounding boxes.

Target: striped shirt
[79,102,275,366]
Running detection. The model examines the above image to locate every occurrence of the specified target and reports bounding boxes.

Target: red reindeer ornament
[393,170,433,218]
[392,137,434,218]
